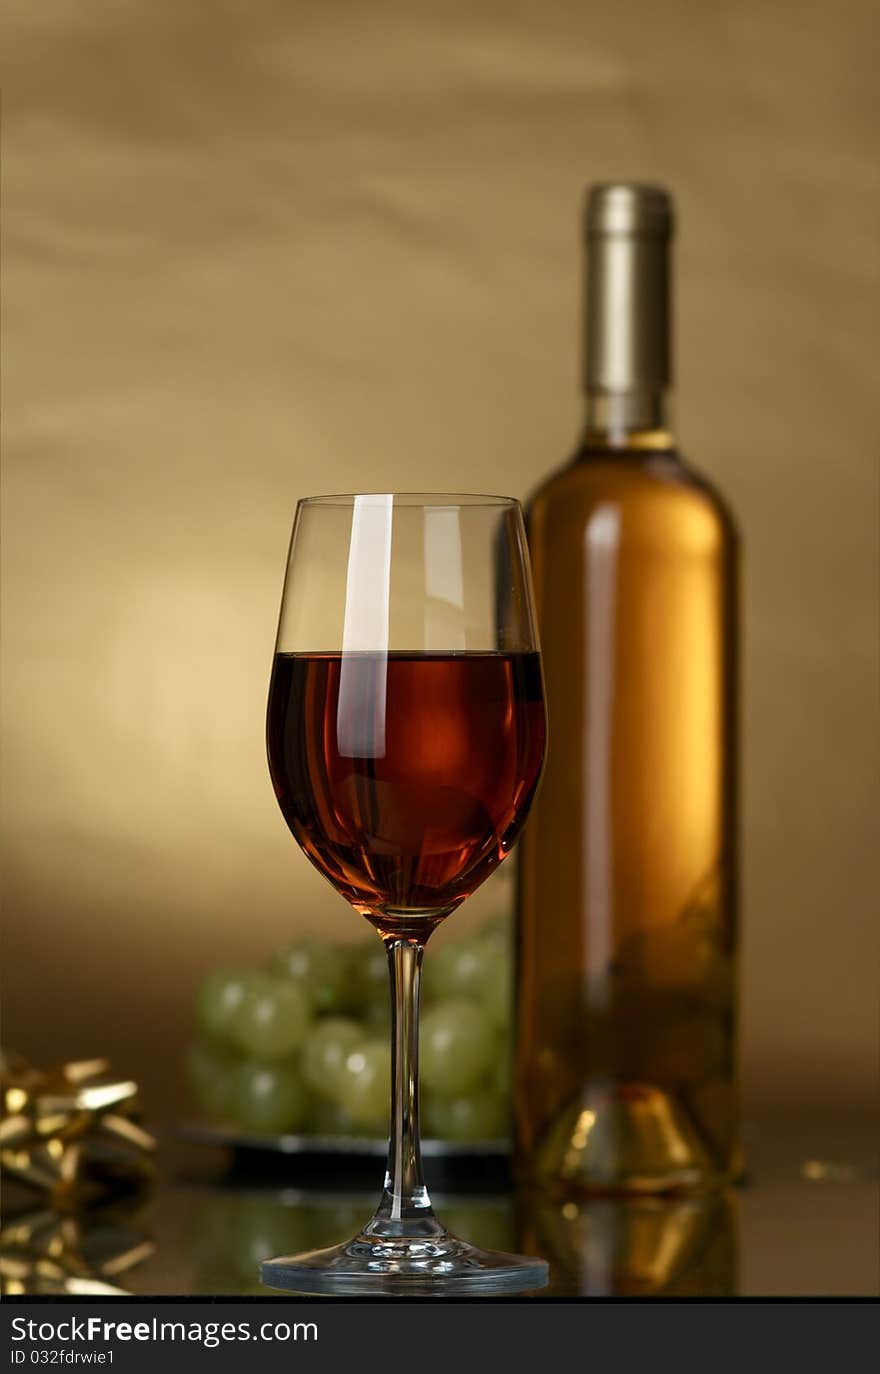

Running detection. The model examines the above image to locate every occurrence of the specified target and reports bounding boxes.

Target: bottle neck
[582,184,675,454]
[582,388,674,452]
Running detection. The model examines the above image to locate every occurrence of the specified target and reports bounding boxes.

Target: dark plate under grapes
[175,1119,509,1159]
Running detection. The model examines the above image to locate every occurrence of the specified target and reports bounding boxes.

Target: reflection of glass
[188,1190,518,1296]
[262,495,547,1294]
[517,1190,738,1297]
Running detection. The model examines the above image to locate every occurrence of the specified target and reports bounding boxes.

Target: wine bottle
[515,184,740,1193]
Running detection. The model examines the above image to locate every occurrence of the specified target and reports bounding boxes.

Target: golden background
[2,0,877,1121]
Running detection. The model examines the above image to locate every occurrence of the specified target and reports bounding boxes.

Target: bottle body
[516,442,739,1192]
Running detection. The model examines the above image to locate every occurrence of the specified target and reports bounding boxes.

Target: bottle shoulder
[526,447,738,544]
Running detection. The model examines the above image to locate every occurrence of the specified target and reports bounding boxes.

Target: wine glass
[261,493,548,1295]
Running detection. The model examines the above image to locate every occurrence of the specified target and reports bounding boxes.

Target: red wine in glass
[267,650,545,931]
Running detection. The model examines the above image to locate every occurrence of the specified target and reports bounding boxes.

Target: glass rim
[296,492,521,510]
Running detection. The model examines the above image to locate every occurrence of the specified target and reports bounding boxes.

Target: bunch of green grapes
[188,915,513,1144]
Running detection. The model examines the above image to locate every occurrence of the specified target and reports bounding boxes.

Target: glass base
[260,1229,549,1296]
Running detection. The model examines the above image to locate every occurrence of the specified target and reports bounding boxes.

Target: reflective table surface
[4,1110,877,1298]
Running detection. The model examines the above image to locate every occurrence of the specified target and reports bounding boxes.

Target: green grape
[481,937,513,1029]
[346,939,388,1015]
[480,908,513,939]
[422,1091,508,1143]
[422,930,513,1027]
[492,1032,513,1100]
[479,925,510,958]
[233,974,310,1059]
[363,999,391,1033]
[186,1039,235,1118]
[230,1060,310,1134]
[419,1000,496,1098]
[268,935,348,1014]
[301,1017,363,1097]
[308,1096,357,1136]
[423,939,487,1005]
[334,1040,390,1132]
[196,968,257,1045]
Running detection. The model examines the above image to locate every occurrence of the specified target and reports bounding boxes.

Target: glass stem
[363,936,444,1238]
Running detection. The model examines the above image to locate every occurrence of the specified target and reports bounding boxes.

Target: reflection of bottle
[516,184,740,1192]
[517,1190,738,1297]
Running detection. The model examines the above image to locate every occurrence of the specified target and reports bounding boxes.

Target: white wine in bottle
[516,184,740,1193]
